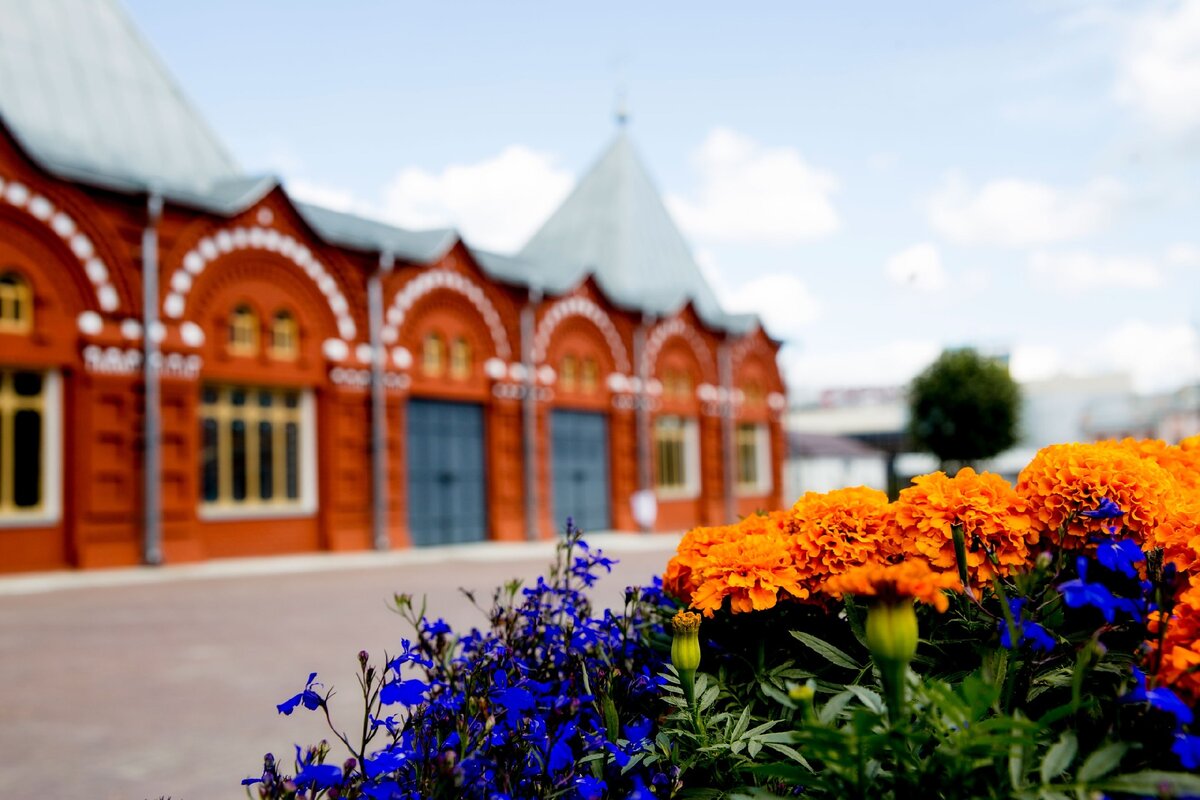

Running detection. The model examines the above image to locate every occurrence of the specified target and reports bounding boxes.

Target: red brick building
[0,0,785,573]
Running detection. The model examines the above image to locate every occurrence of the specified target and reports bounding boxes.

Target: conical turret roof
[520,130,746,330]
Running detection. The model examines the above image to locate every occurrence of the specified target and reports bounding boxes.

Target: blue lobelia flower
[1122,667,1195,729]
[276,672,322,715]
[291,744,343,792]
[380,678,429,706]
[1173,733,1200,770]
[364,747,409,779]
[998,598,1055,652]
[1080,497,1123,519]
[574,775,607,800]
[1057,557,1141,623]
[1096,538,1145,578]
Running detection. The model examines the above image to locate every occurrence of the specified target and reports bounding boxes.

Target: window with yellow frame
[0,271,32,334]
[736,422,771,494]
[580,357,599,394]
[559,355,578,392]
[228,304,258,356]
[654,415,689,492]
[449,337,472,381]
[200,386,304,510]
[421,332,446,377]
[0,370,46,515]
[268,310,298,360]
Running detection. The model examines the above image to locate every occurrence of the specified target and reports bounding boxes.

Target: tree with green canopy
[907,348,1021,469]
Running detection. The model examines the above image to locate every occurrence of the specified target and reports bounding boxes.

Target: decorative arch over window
[268,309,298,360]
[422,332,446,377]
[449,337,472,381]
[228,304,258,356]
[0,271,32,333]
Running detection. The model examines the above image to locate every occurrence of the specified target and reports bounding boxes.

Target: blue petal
[294,762,342,791]
[380,678,429,706]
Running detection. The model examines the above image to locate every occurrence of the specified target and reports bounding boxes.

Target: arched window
[421,332,446,377]
[268,310,298,360]
[743,381,764,407]
[0,271,32,333]
[228,304,258,356]
[450,337,472,381]
[559,355,578,392]
[581,357,599,394]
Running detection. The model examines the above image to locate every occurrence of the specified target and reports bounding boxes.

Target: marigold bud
[670,611,702,674]
[865,600,918,668]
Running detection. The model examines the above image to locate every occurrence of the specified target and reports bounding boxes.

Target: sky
[123,0,1200,400]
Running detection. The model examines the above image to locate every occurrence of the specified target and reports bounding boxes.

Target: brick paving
[0,534,678,800]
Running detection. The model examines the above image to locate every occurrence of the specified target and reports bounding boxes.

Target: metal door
[551,410,611,533]
[406,399,487,545]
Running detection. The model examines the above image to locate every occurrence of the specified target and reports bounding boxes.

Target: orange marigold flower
[788,487,897,584]
[688,533,810,616]
[1015,442,1178,545]
[824,560,961,612]
[1113,437,1200,493]
[663,523,734,602]
[1151,578,1200,704]
[893,468,1036,586]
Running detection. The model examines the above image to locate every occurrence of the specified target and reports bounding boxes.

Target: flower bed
[244,439,1200,799]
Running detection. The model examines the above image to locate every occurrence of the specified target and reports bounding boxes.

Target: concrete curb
[0,531,683,597]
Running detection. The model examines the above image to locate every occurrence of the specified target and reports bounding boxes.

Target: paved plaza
[0,534,679,799]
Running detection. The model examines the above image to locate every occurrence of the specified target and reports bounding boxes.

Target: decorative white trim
[532,295,630,373]
[767,392,787,411]
[82,345,141,375]
[180,321,206,348]
[484,357,507,380]
[0,371,62,528]
[642,317,710,376]
[392,347,412,369]
[76,312,103,336]
[381,269,511,360]
[119,319,142,340]
[323,338,349,362]
[0,175,119,313]
[165,224,358,351]
[329,367,408,390]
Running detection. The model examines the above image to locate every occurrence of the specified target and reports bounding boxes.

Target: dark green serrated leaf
[1040,732,1078,784]
[1077,742,1128,782]
[790,630,861,670]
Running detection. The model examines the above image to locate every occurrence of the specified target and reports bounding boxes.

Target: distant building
[785,432,887,498]
[0,0,785,572]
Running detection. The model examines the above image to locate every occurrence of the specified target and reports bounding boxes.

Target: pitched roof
[518,130,750,332]
[0,2,764,336]
[0,0,243,197]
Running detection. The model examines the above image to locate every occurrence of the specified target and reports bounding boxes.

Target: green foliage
[908,348,1021,466]
[650,545,1199,799]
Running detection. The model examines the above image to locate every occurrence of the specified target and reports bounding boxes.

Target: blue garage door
[551,410,611,534]
[406,399,487,546]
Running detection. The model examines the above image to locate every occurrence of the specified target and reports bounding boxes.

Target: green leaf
[699,684,720,712]
[846,685,884,715]
[1040,732,1078,784]
[764,741,813,770]
[760,682,797,708]
[819,689,855,725]
[790,631,860,670]
[731,705,753,740]
[1076,742,1128,783]
[1098,770,1200,796]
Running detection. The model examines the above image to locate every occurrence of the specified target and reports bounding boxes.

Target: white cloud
[1116,1,1200,137]
[1009,344,1064,383]
[381,145,573,252]
[1167,242,1200,267]
[928,172,1123,247]
[666,128,840,245]
[782,339,941,392]
[1028,250,1163,291]
[284,178,374,216]
[723,272,821,341]
[885,243,947,292]
[1089,320,1200,392]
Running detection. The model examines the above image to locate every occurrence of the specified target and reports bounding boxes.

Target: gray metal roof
[0,0,243,198]
[294,202,459,265]
[0,1,765,336]
[518,130,753,333]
